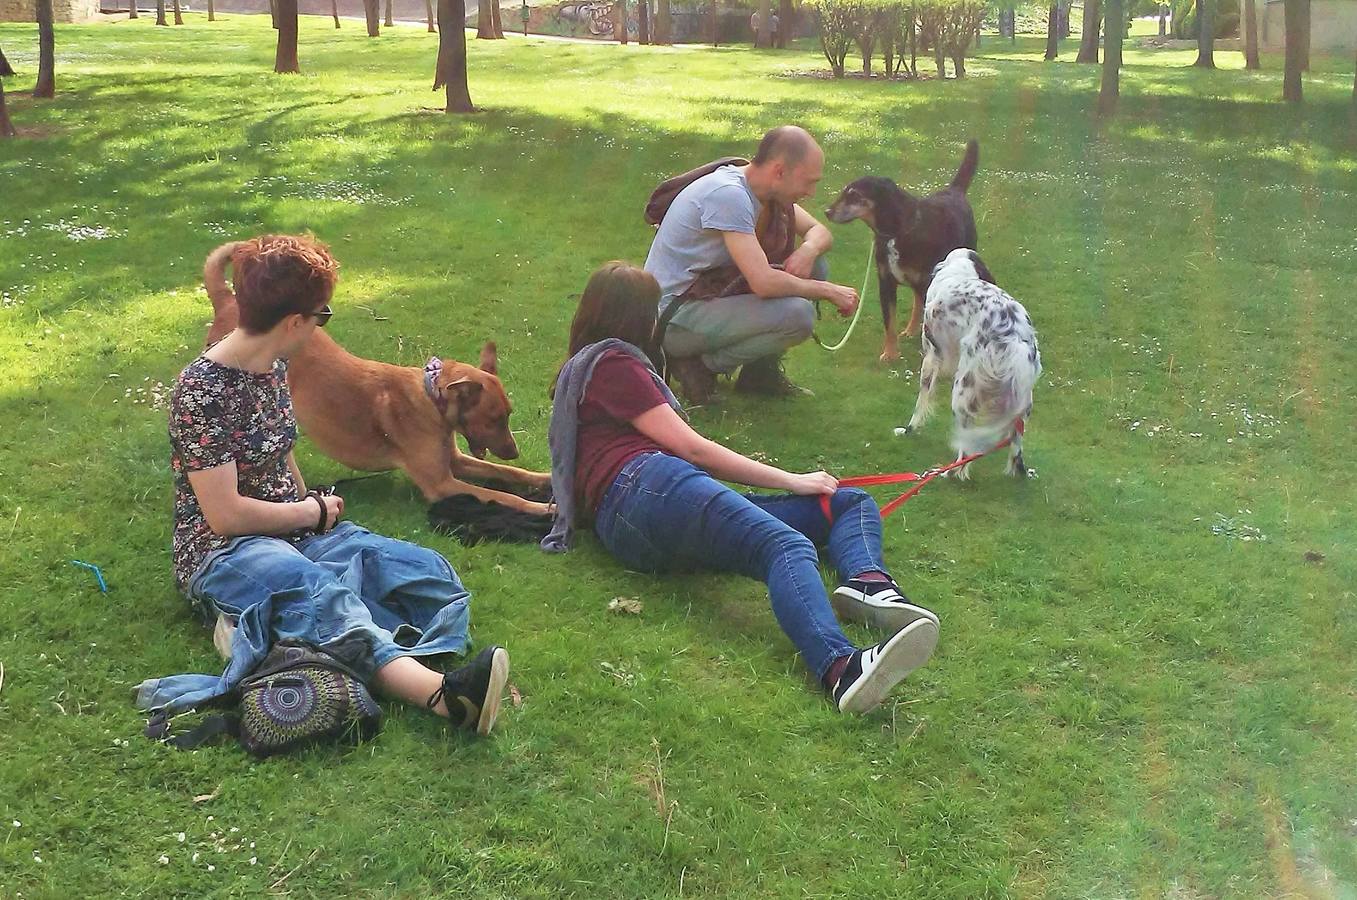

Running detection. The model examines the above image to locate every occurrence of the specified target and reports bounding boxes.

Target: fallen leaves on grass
[1304,550,1325,564]
[608,596,643,615]
[599,661,637,688]
[193,785,222,804]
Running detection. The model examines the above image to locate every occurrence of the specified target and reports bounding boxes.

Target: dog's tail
[949,139,979,193]
[202,242,242,345]
[204,242,240,312]
[951,339,1040,458]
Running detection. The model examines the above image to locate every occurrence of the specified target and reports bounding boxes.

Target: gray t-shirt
[644,165,760,313]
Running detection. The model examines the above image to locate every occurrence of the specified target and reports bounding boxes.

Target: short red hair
[231,234,339,334]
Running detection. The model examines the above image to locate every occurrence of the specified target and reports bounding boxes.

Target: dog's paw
[893,426,912,438]
[879,347,902,363]
[899,324,920,339]
[951,462,972,482]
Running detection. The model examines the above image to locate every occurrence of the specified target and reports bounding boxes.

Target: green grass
[2,16,1356,898]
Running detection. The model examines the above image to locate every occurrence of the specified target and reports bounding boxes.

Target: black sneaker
[832,579,939,632]
[734,357,813,397]
[832,619,938,714]
[427,646,510,735]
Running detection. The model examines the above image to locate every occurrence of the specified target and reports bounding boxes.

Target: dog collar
[423,357,449,414]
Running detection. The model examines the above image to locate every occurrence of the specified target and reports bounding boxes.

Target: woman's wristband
[309,493,327,532]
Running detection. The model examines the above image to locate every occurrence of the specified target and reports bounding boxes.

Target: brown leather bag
[644,158,797,303]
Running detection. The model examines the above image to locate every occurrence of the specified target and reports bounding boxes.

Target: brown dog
[203,242,552,516]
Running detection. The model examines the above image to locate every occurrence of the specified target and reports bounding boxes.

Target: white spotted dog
[899,248,1041,480]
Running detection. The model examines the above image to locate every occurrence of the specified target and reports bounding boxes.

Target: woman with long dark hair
[545,262,939,714]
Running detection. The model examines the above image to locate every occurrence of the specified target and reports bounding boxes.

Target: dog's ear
[442,375,484,405]
[968,251,996,285]
[478,341,498,376]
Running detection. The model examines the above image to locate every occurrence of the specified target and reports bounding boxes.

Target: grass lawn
[1,16,1356,898]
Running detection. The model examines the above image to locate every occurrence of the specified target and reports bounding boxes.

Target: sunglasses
[311,304,334,327]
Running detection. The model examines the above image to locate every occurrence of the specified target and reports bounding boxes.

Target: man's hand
[782,245,819,279]
[821,282,860,317]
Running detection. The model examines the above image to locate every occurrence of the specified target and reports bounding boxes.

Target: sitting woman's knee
[831,487,878,517]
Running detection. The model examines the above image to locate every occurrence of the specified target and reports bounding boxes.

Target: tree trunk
[656,0,671,43]
[882,24,894,75]
[156,0,168,26]
[755,0,770,46]
[1058,1,1070,37]
[275,0,299,71]
[491,0,504,37]
[425,0,435,31]
[208,0,215,21]
[173,0,183,24]
[1045,3,1059,59]
[269,0,277,27]
[435,0,474,111]
[129,0,138,19]
[1282,0,1302,101]
[333,0,341,27]
[615,0,627,43]
[1243,0,1259,68]
[711,0,719,47]
[1192,0,1214,66]
[638,0,649,42]
[384,0,393,27]
[35,0,55,97]
[1298,0,1309,70]
[477,0,493,37]
[1076,0,1100,63]
[364,0,380,35]
[909,8,918,73]
[858,33,874,72]
[0,46,16,137]
[1098,0,1122,114]
[777,0,791,46]
[1158,3,1166,35]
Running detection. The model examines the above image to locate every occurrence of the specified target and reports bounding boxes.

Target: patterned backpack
[153,640,382,757]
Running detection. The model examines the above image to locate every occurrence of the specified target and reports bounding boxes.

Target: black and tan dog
[826,140,980,362]
[203,242,552,516]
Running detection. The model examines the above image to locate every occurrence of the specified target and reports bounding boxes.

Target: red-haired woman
[137,235,507,735]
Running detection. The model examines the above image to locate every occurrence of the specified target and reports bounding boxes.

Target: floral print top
[168,355,302,592]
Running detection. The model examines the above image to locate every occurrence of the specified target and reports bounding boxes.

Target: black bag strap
[164,714,241,751]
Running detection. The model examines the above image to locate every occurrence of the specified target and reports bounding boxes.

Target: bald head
[752,125,820,168]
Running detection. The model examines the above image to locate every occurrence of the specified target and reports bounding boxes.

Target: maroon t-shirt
[575,351,669,515]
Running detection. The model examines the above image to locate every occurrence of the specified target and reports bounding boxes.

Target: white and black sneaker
[832,578,939,632]
[832,619,939,715]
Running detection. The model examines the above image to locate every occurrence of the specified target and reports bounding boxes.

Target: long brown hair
[566,261,660,360]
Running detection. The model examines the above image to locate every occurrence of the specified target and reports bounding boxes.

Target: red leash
[821,421,1025,521]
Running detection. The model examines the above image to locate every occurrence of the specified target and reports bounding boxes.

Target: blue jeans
[594,452,889,680]
[136,522,471,716]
